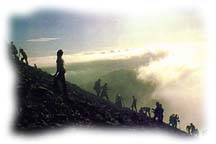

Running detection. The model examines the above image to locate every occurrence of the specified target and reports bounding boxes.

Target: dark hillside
[14,61,189,136]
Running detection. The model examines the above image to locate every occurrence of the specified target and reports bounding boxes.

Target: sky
[11,10,124,57]
[11,8,205,59]
[10,8,207,129]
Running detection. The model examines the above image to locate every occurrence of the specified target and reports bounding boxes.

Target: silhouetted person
[54,49,67,95]
[10,41,18,60]
[158,104,164,122]
[186,123,199,135]
[186,125,191,134]
[115,93,122,108]
[34,64,37,69]
[189,123,199,136]
[19,48,28,65]
[131,96,137,112]
[100,83,109,100]
[153,102,160,121]
[93,79,101,96]
[169,114,180,128]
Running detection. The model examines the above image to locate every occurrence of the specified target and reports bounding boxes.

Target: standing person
[131,96,137,112]
[100,83,109,100]
[93,79,101,97]
[19,48,28,65]
[54,49,67,95]
[158,103,164,122]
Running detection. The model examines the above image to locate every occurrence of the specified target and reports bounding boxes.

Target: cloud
[136,42,206,129]
[26,37,60,42]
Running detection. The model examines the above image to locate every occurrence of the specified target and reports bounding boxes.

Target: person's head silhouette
[57,49,63,57]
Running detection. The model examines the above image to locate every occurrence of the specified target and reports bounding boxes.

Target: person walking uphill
[115,93,122,108]
[19,48,28,65]
[93,79,101,97]
[53,49,67,95]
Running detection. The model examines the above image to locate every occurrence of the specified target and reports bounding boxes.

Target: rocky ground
[14,61,189,136]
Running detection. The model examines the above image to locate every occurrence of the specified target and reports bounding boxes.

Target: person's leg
[106,94,109,100]
[160,115,163,122]
[21,57,24,62]
[53,76,60,94]
[62,74,67,94]
[59,73,67,94]
[132,104,135,111]
[25,58,28,65]
[96,90,100,96]
[100,92,103,97]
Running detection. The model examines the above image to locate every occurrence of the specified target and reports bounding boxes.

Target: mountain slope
[14,61,189,136]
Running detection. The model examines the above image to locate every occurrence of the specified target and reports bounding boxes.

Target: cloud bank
[136,42,207,129]
[28,47,167,67]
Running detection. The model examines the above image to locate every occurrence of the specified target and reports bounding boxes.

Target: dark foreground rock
[14,61,189,137]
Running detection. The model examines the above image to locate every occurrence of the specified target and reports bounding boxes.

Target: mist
[136,42,206,130]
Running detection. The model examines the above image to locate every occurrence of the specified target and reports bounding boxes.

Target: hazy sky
[11,9,205,58]
[11,10,124,57]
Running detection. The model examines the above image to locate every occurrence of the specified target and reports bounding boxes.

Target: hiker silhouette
[131,96,137,112]
[10,41,18,60]
[153,102,164,122]
[53,49,67,95]
[186,123,199,136]
[19,48,28,65]
[100,83,109,100]
[169,114,180,128]
[34,64,37,69]
[93,79,101,97]
[158,104,164,122]
[115,93,122,108]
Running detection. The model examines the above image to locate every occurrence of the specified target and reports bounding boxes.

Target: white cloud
[26,37,60,42]
[136,42,207,129]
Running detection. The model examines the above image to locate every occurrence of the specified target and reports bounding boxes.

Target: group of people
[152,102,164,122]
[10,41,28,64]
[10,42,67,96]
[93,79,109,100]
[94,81,165,123]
